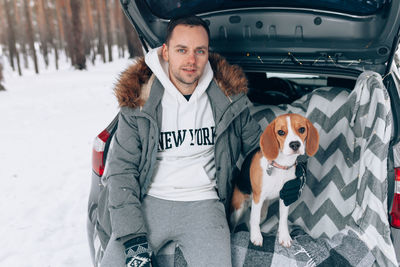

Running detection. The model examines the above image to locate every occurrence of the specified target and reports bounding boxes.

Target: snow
[0,55,133,267]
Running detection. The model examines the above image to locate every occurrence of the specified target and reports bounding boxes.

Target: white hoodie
[145,47,218,201]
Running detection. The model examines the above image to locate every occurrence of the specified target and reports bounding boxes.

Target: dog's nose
[289,141,301,151]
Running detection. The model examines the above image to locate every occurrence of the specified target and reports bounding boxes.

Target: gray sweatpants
[100,195,232,267]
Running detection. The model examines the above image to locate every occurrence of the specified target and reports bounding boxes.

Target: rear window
[145,0,389,19]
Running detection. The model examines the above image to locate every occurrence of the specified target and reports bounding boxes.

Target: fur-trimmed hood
[114,53,248,108]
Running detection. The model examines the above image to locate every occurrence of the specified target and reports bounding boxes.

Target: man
[97,16,304,267]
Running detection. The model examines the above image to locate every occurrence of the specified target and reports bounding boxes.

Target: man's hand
[279,162,306,206]
[123,236,152,267]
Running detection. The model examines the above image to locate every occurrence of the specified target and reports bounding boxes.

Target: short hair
[165,15,210,45]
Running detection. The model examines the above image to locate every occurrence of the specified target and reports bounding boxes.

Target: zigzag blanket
[231,226,375,267]
[172,226,375,266]
[170,72,397,267]
[237,71,397,266]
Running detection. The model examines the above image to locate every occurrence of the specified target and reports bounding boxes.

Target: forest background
[0,0,144,90]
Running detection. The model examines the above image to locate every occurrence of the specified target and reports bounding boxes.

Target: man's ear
[162,43,169,62]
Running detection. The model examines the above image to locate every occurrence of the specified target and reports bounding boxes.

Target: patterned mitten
[123,236,152,267]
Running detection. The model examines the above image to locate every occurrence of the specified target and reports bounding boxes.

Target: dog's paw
[250,231,263,246]
[278,233,292,248]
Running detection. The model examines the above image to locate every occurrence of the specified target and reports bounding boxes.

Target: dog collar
[266,161,297,175]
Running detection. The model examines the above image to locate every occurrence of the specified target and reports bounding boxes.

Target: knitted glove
[279,162,306,206]
[123,236,152,267]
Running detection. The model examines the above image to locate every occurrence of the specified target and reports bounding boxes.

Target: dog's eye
[277,130,285,136]
[299,127,305,134]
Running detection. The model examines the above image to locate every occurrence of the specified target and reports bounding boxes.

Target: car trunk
[108,1,400,265]
[120,0,400,76]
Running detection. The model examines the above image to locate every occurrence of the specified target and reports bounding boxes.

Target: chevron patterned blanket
[172,225,375,266]
[171,72,397,267]
[235,71,397,266]
[231,226,375,267]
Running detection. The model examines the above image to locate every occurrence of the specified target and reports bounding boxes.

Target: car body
[87,0,400,265]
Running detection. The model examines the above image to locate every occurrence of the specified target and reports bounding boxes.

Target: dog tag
[266,165,273,175]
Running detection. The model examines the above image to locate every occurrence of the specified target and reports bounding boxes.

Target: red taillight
[92,129,111,176]
[390,168,400,228]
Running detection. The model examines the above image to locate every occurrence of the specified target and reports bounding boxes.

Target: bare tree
[83,0,95,63]
[0,0,146,72]
[13,0,20,25]
[95,0,106,63]
[0,61,5,91]
[40,0,59,69]
[114,0,125,58]
[16,0,30,69]
[36,0,49,67]
[55,0,65,49]
[59,0,75,65]
[0,3,5,45]
[70,0,86,69]
[23,0,39,74]
[123,14,144,58]
[103,0,113,62]
[12,0,28,69]
[4,0,22,75]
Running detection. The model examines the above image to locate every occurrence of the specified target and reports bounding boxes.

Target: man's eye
[298,127,305,134]
[278,130,285,136]
[196,50,205,54]
[177,49,185,53]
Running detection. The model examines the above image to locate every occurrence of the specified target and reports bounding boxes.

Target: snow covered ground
[0,55,133,266]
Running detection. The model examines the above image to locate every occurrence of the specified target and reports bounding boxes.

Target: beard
[176,73,200,86]
[172,65,201,86]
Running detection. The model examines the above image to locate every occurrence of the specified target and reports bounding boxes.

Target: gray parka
[97,54,262,246]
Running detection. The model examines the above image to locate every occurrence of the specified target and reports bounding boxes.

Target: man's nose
[187,52,196,64]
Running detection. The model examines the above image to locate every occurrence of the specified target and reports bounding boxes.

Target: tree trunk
[0,3,5,45]
[13,0,25,68]
[70,0,86,69]
[43,0,59,70]
[55,0,65,49]
[58,0,75,65]
[13,0,30,69]
[114,0,125,58]
[13,0,20,25]
[36,0,49,67]
[95,0,106,63]
[0,61,5,91]
[4,0,22,75]
[23,0,39,74]
[103,0,113,62]
[21,42,29,69]
[3,0,15,71]
[83,0,95,62]
[123,14,143,58]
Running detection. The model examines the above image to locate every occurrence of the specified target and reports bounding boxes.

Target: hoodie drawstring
[175,97,180,133]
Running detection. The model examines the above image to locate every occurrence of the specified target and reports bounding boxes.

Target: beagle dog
[230,113,319,247]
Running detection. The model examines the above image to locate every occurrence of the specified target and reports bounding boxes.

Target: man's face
[162,25,209,92]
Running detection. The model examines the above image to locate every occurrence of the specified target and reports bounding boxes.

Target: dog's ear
[305,120,319,156]
[260,120,279,161]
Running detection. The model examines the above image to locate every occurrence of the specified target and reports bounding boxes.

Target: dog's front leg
[278,199,292,247]
[250,199,263,246]
[260,199,269,223]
